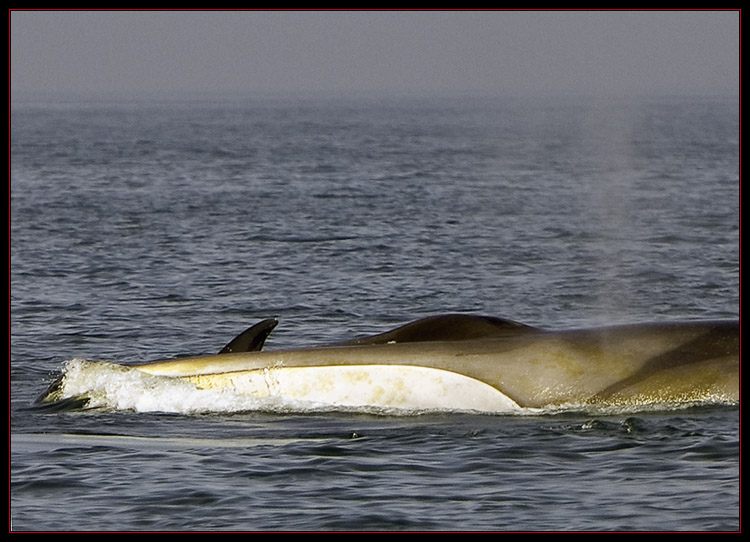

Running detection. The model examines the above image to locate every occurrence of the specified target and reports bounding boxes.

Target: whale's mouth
[34,359,521,415]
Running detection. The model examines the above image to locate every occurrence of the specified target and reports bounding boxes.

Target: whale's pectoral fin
[339,314,542,346]
[219,318,279,354]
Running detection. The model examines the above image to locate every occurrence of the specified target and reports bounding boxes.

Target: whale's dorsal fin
[219,318,279,354]
[339,314,541,346]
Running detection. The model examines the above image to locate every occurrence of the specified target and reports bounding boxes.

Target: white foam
[55,359,270,414]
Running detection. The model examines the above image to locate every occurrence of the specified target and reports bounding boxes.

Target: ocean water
[10,94,739,531]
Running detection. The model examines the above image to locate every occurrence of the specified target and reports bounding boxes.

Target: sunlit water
[10,94,739,531]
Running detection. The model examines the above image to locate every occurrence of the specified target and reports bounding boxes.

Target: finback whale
[36,314,739,414]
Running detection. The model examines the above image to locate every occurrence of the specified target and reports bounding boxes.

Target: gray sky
[10,10,740,99]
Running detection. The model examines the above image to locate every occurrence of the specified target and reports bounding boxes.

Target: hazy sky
[10,10,740,99]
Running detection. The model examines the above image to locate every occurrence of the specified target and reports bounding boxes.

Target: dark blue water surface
[10,94,739,531]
